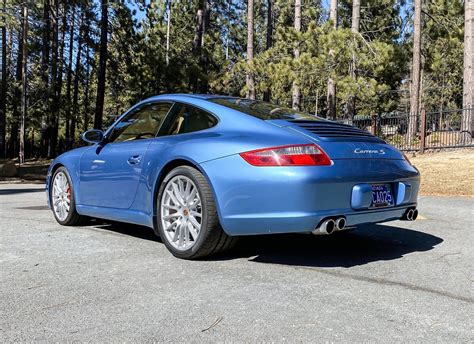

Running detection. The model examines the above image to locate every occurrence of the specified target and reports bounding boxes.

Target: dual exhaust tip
[312,217,346,235]
[313,207,418,235]
[402,208,418,221]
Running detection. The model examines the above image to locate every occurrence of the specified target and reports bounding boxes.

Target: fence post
[420,108,426,153]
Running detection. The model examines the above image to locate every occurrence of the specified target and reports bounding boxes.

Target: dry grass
[407,149,474,197]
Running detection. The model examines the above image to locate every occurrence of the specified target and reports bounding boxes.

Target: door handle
[127,155,142,165]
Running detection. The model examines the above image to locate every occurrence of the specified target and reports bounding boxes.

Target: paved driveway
[0,184,473,342]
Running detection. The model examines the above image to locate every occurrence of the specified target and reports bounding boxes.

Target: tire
[50,166,85,226]
[156,166,235,259]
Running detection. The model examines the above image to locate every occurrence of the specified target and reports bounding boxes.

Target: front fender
[46,146,90,208]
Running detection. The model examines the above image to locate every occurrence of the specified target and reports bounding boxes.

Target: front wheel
[50,167,85,226]
[156,166,236,259]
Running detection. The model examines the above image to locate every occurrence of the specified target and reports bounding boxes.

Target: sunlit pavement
[1,184,473,342]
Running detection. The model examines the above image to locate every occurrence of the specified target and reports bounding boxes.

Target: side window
[164,104,217,135]
[108,102,173,143]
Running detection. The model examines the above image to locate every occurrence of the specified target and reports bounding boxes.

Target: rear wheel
[156,166,236,259]
[50,167,85,226]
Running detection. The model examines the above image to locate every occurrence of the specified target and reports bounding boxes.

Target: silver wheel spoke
[188,215,200,229]
[187,221,198,240]
[190,210,201,218]
[186,188,197,204]
[171,183,184,206]
[163,213,180,220]
[166,189,181,207]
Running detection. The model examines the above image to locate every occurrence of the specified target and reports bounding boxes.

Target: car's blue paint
[46,94,420,235]
[198,154,419,235]
[79,139,153,208]
[351,184,374,210]
[396,182,412,206]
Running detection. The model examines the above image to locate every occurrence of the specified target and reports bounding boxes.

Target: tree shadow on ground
[0,187,45,195]
[85,220,443,268]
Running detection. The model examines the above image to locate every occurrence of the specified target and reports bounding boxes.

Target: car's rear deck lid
[267,119,404,160]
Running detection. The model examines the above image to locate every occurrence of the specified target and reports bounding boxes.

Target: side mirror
[81,129,104,144]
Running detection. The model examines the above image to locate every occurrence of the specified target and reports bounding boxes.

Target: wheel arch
[46,163,64,206]
[152,158,223,231]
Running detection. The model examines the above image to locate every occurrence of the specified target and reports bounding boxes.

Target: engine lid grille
[288,120,384,142]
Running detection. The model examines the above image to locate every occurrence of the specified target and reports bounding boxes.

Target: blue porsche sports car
[46,94,420,259]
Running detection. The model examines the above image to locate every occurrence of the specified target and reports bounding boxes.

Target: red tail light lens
[240,144,331,166]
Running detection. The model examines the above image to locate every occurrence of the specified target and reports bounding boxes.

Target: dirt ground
[408,149,474,197]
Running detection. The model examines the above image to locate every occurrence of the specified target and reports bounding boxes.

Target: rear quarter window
[164,103,218,135]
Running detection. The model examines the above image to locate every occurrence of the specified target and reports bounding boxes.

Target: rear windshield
[208,98,321,121]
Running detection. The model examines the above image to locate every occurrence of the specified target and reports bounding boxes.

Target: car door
[79,102,174,209]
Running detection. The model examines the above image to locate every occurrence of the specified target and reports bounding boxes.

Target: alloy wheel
[52,171,71,222]
[160,175,202,251]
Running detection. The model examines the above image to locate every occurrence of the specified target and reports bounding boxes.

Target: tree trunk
[165,0,171,66]
[263,0,273,102]
[191,0,205,91]
[347,0,361,120]
[292,0,301,110]
[71,11,85,149]
[0,0,6,158]
[326,0,337,119]
[462,0,474,140]
[65,4,76,147]
[9,27,24,158]
[94,0,108,130]
[83,8,93,133]
[40,0,51,158]
[408,0,422,144]
[53,0,68,154]
[201,0,210,47]
[246,0,255,100]
[19,5,28,164]
[83,53,92,133]
[48,0,60,158]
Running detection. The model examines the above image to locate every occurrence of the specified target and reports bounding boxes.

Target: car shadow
[86,220,443,268]
[86,219,161,242]
[221,224,443,268]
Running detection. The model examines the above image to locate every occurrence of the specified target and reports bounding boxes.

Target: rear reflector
[240,144,331,166]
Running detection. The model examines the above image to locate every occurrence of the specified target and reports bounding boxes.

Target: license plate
[370,184,394,208]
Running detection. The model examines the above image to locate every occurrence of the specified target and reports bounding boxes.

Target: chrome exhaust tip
[312,219,336,235]
[402,208,418,221]
[335,217,346,231]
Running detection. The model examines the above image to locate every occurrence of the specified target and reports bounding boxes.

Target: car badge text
[354,148,386,154]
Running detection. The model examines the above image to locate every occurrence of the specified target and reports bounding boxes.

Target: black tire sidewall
[156,166,212,259]
[51,167,78,225]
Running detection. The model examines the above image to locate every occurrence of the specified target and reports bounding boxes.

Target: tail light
[240,144,331,166]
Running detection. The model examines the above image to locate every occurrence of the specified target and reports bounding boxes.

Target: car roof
[143,93,238,102]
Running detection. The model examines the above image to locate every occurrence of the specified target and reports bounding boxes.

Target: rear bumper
[200,155,420,236]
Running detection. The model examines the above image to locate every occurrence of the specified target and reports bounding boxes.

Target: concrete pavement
[0,184,473,342]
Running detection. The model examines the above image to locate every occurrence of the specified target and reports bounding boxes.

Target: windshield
[208,97,322,121]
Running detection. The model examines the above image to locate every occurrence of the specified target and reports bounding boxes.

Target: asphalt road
[0,183,473,342]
